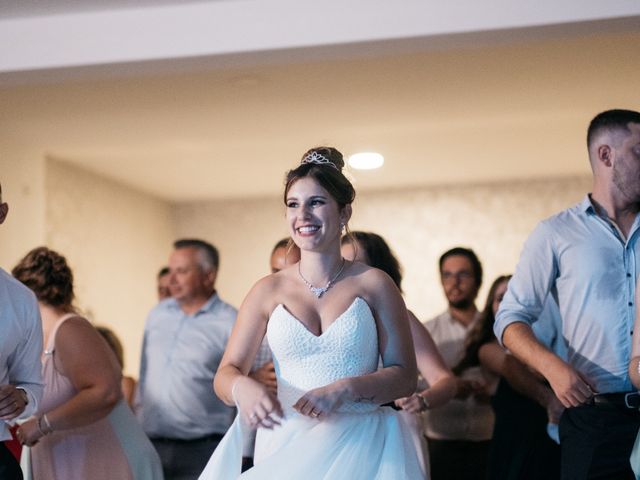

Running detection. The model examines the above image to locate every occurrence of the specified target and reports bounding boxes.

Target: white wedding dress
[199,296,424,479]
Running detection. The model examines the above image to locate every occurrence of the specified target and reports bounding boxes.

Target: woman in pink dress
[13,247,163,480]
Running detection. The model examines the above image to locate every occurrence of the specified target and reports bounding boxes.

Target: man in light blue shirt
[138,239,237,480]
[0,181,43,480]
[495,109,640,479]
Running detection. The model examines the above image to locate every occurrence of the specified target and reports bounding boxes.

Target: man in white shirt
[423,247,494,480]
[0,181,44,480]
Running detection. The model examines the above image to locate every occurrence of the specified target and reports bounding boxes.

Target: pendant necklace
[298,258,347,298]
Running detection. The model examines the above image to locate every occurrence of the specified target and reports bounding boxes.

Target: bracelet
[42,414,53,433]
[36,416,52,437]
[417,393,430,412]
[231,378,242,407]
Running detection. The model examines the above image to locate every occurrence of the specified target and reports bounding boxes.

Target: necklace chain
[298,258,347,298]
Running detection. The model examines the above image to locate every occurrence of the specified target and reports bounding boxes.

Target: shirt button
[628,273,632,278]
[629,302,634,307]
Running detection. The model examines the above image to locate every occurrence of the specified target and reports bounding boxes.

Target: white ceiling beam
[1,0,639,73]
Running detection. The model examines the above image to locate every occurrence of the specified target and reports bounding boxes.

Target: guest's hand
[233,376,283,429]
[0,384,28,420]
[545,362,595,408]
[394,393,428,413]
[545,392,565,424]
[15,418,43,447]
[294,380,349,419]
[471,383,493,404]
[249,362,277,394]
[454,378,481,400]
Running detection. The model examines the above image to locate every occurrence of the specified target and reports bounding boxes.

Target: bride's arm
[214,278,283,428]
[395,311,456,413]
[294,270,417,417]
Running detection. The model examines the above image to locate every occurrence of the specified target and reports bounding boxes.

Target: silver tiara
[301,151,339,170]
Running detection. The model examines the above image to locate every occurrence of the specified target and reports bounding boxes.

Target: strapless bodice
[266,297,379,414]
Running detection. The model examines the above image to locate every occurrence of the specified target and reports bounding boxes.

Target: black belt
[589,392,640,409]
[150,432,224,444]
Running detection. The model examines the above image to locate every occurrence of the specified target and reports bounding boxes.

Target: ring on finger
[311,411,319,418]
[250,413,258,421]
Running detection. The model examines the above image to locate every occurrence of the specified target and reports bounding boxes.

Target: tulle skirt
[199,407,425,479]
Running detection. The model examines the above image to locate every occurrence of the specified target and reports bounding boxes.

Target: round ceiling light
[348,152,384,170]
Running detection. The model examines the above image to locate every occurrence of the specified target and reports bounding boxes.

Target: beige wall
[173,196,287,308]
[0,146,46,269]
[174,175,592,321]
[45,159,175,376]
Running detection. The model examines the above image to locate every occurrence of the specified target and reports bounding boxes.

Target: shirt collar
[581,194,597,215]
[165,291,219,316]
[446,309,481,330]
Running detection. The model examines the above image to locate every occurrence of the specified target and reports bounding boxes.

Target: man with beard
[496,109,640,479]
[423,247,494,480]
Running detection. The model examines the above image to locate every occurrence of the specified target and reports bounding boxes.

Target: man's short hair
[157,266,170,278]
[174,239,219,271]
[587,109,640,151]
[439,247,483,288]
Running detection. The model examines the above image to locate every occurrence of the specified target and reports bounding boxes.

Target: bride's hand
[232,376,283,429]
[293,380,349,419]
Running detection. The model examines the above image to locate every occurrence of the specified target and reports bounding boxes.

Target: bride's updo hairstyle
[283,146,356,210]
[13,246,75,310]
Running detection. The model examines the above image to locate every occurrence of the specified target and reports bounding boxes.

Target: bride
[200,146,424,479]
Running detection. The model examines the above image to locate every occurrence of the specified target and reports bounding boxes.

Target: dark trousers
[0,443,23,480]
[427,437,491,480]
[151,434,223,480]
[559,404,640,480]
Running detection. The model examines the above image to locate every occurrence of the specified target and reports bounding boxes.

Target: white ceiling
[0,0,206,18]
[1,3,639,202]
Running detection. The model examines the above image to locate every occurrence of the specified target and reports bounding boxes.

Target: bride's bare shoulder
[240,268,298,315]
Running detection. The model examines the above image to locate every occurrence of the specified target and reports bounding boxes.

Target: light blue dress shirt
[495,195,640,394]
[0,268,43,440]
[138,293,237,439]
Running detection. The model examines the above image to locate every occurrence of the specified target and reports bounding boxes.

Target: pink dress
[28,315,163,480]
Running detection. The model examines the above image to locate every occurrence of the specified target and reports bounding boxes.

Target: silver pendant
[309,286,328,298]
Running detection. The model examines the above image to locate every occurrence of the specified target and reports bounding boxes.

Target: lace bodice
[266,296,379,415]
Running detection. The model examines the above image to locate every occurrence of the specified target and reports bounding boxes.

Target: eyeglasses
[441,271,474,283]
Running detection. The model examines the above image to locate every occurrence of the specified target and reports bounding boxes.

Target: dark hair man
[423,247,494,480]
[496,109,640,479]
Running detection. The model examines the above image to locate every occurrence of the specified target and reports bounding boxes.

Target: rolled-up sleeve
[495,220,558,345]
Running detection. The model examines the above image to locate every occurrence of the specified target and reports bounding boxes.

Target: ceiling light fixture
[348,152,384,170]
